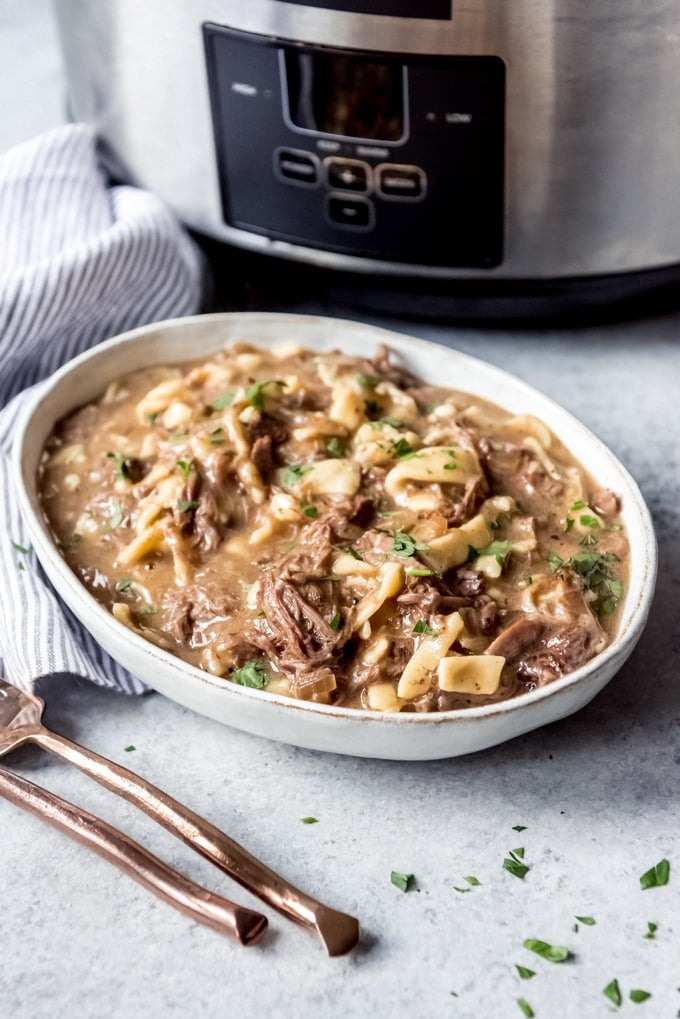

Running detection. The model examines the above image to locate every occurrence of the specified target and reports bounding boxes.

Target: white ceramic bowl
[14,313,657,760]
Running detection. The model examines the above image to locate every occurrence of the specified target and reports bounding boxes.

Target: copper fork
[0,675,360,956]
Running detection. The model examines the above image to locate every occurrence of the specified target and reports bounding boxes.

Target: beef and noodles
[39,341,629,712]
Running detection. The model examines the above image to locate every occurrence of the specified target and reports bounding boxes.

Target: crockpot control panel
[204,25,505,268]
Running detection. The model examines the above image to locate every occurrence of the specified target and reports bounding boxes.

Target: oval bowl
[13,313,657,760]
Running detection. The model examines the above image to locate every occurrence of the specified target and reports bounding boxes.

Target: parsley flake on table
[232,660,269,689]
[515,966,535,980]
[512,825,528,832]
[124,745,136,752]
[10,540,30,555]
[574,915,596,926]
[464,876,481,886]
[640,858,670,889]
[391,871,415,892]
[629,990,651,1003]
[523,939,570,963]
[517,999,534,1018]
[643,921,657,939]
[504,849,530,880]
[603,979,622,1007]
[300,817,318,825]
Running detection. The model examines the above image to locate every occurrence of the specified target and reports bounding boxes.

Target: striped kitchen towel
[0,124,205,692]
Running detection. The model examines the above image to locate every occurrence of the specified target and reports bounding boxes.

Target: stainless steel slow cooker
[55,0,680,289]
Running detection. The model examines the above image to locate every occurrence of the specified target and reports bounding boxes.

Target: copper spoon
[0,675,360,956]
[0,764,267,945]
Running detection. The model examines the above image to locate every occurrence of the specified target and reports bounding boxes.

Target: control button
[325,158,370,193]
[376,163,427,201]
[326,194,374,231]
[274,148,320,187]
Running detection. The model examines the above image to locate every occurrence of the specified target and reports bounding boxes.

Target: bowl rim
[13,310,658,729]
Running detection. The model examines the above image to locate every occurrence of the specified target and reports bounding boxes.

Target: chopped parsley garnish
[523,939,570,963]
[301,502,319,518]
[177,499,200,512]
[11,540,29,555]
[116,577,134,592]
[244,379,286,411]
[212,390,235,410]
[548,549,623,615]
[644,921,657,939]
[325,436,345,458]
[232,660,269,689]
[630,990,651,1003]
[578,533,599,547]
[468,540,512,568]
[516,1000,534,1018]
[329,613,342,631]
[413,620,437,637]
[565,517,575,532]
[391,871,415,893]
[464,876,481,886]
[574,915,596,926]
[300,816,318,825]
[356,372,378,388]
[579,513,600,529]
[391,531,429,558]
[570,500,587,511]
[370,416,402,430]
[124,745,136,752]
[603,979,622,1007]
[515,966,536,980]
[283,463,312,487]
[176,459,193,479]
[138,605,158,615]
[388,437,418,460]
[640,858,670,890]
[109,503,124,529]
[504,849,530,880]
[146,412,159,425]
[442,449,458,471]
[405,568,433,577]
[106,451,132,481]
[209,427,225,446]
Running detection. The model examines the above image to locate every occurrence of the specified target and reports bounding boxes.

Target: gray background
[1,4,679,1017]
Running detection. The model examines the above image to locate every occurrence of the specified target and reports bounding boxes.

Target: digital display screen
[285,52,405,142]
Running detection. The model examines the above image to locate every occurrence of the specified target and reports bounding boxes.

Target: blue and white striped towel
[0,124,205,693]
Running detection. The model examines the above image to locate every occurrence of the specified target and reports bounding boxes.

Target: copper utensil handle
[0,764,267,945]
[33,727,358,956]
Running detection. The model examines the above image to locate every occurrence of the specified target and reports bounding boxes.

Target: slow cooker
[54,1,680,314]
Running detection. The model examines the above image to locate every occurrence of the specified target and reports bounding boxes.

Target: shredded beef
[592,488,620,517]
[162,583,236,643]
[441,474,489,527]
[485,618,545,661]
[367,344,421,391]
[517,624,598,686]
[479,438,564,507]
[251,435,274,482]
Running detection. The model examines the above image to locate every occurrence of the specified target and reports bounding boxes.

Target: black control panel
[204,25,504,268]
